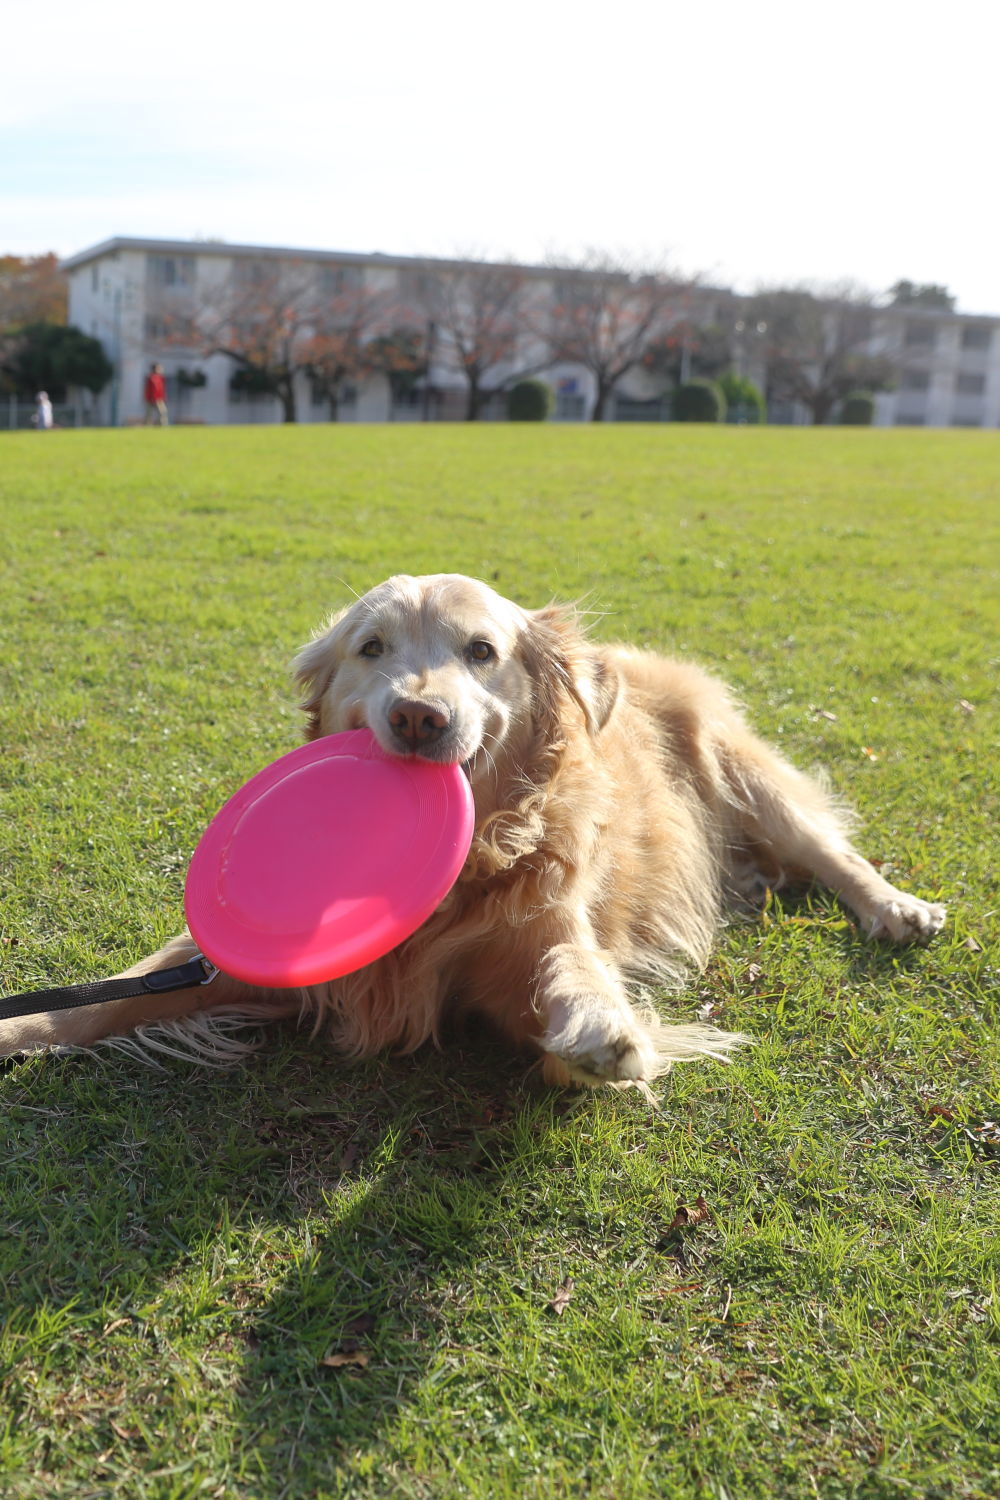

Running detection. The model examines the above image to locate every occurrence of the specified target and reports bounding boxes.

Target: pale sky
[3,0,998,313]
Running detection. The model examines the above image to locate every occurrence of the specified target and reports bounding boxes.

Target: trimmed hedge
[507,379,553,421]
[672,379,726,423]
[840,390,876,425]
[717,371,766,423]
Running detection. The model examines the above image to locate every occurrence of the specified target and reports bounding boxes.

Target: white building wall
[64,239,1000,428]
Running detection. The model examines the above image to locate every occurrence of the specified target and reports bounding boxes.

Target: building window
[904,321,936,349]
[900,369,930,391]
[951,415,982,427]
[552,278,594,311]
[955,373,986,396]
[147,254,196,289]
[234,258,273,288]
[145,312,198,345]
[318,264,363,297]
[960,325,992,351]
[397,269,440,305]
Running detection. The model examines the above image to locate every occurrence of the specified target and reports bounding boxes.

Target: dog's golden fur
[1,574,946,1083]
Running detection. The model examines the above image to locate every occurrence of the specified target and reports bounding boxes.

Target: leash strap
[0,956,219,1023]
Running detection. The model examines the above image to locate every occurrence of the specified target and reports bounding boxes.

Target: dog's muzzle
[387,697,453,755]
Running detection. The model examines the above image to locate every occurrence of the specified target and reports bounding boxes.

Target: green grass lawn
[0,424,997,1499]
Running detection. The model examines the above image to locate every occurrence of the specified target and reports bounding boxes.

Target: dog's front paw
[869,892,947,944]
[543,1008,658,1086]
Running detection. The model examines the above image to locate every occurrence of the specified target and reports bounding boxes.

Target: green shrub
[717,371,766,423]
[672,378,726,423]
[507,379,553,421]
[229,366,281,397]
[840,390,876,425]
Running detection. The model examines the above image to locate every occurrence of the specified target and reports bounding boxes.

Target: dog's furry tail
[89,1006,276,1069]
[644,1016,751,1069]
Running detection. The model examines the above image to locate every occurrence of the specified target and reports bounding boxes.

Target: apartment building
[62,237,1000,427]
[62,237,699,426]
[872,305,1000,428]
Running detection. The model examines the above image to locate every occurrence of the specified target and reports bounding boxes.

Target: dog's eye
[360,638,384,658]
[466,640,496,664]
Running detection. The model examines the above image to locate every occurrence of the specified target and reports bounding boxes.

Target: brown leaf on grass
[860,746,879,761]
[919,1100,956,1121]
[320,1349,370,1369]
[964,935,982,953]
[666,1195,713,1233]
[746,962,764,984]
[811,708,838,722]
[548,1276,575,1316]
[957,699,975,714]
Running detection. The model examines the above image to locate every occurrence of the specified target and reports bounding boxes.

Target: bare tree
[748,287,895,425]
[299,280,411,420]
[198,257,321,422]
[145,256,420,422]
[543,254,690,421]
[404,260,527,420]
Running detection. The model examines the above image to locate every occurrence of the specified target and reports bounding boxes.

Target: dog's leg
[0,931,284,1056]
[534,933,743,1087]
[721,738,946,942]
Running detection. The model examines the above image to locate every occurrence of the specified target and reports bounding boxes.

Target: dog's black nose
[388,698,451,749]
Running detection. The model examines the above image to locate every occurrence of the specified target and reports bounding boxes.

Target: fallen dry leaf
[337,1143,359,1177]
[920,1101,956,1122]
[965,935,982,953]
[957,699,975,714]
[860,746,879,761]
[666,1194,713,1233]
[548,1276,575,1316]
[321,1349,370,1369]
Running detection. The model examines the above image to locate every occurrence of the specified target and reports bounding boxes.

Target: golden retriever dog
[2,574,946,1085]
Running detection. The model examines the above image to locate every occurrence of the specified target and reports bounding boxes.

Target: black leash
[0,955,219,1024]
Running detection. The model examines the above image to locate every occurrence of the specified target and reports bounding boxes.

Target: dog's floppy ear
[521,604,620,737]
[292,606,351,740]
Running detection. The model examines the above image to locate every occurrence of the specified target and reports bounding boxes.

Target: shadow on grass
[0,1029,566,1492]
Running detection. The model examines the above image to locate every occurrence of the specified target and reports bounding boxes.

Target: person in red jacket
[143,363,168,425]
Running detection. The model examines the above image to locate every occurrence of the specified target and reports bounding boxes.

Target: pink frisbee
[184,729,475,988]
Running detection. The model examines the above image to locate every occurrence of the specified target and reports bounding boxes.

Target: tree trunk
[590,383,609,422]
[465,378,481,421]
[278,375,297,423]
[328,390,340,422]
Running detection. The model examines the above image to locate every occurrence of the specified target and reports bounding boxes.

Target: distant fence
[0,398,99,432]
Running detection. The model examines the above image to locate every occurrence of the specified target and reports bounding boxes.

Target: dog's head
[294,574,619,784]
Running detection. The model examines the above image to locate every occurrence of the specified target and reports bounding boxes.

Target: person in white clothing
[33,391,53,429]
